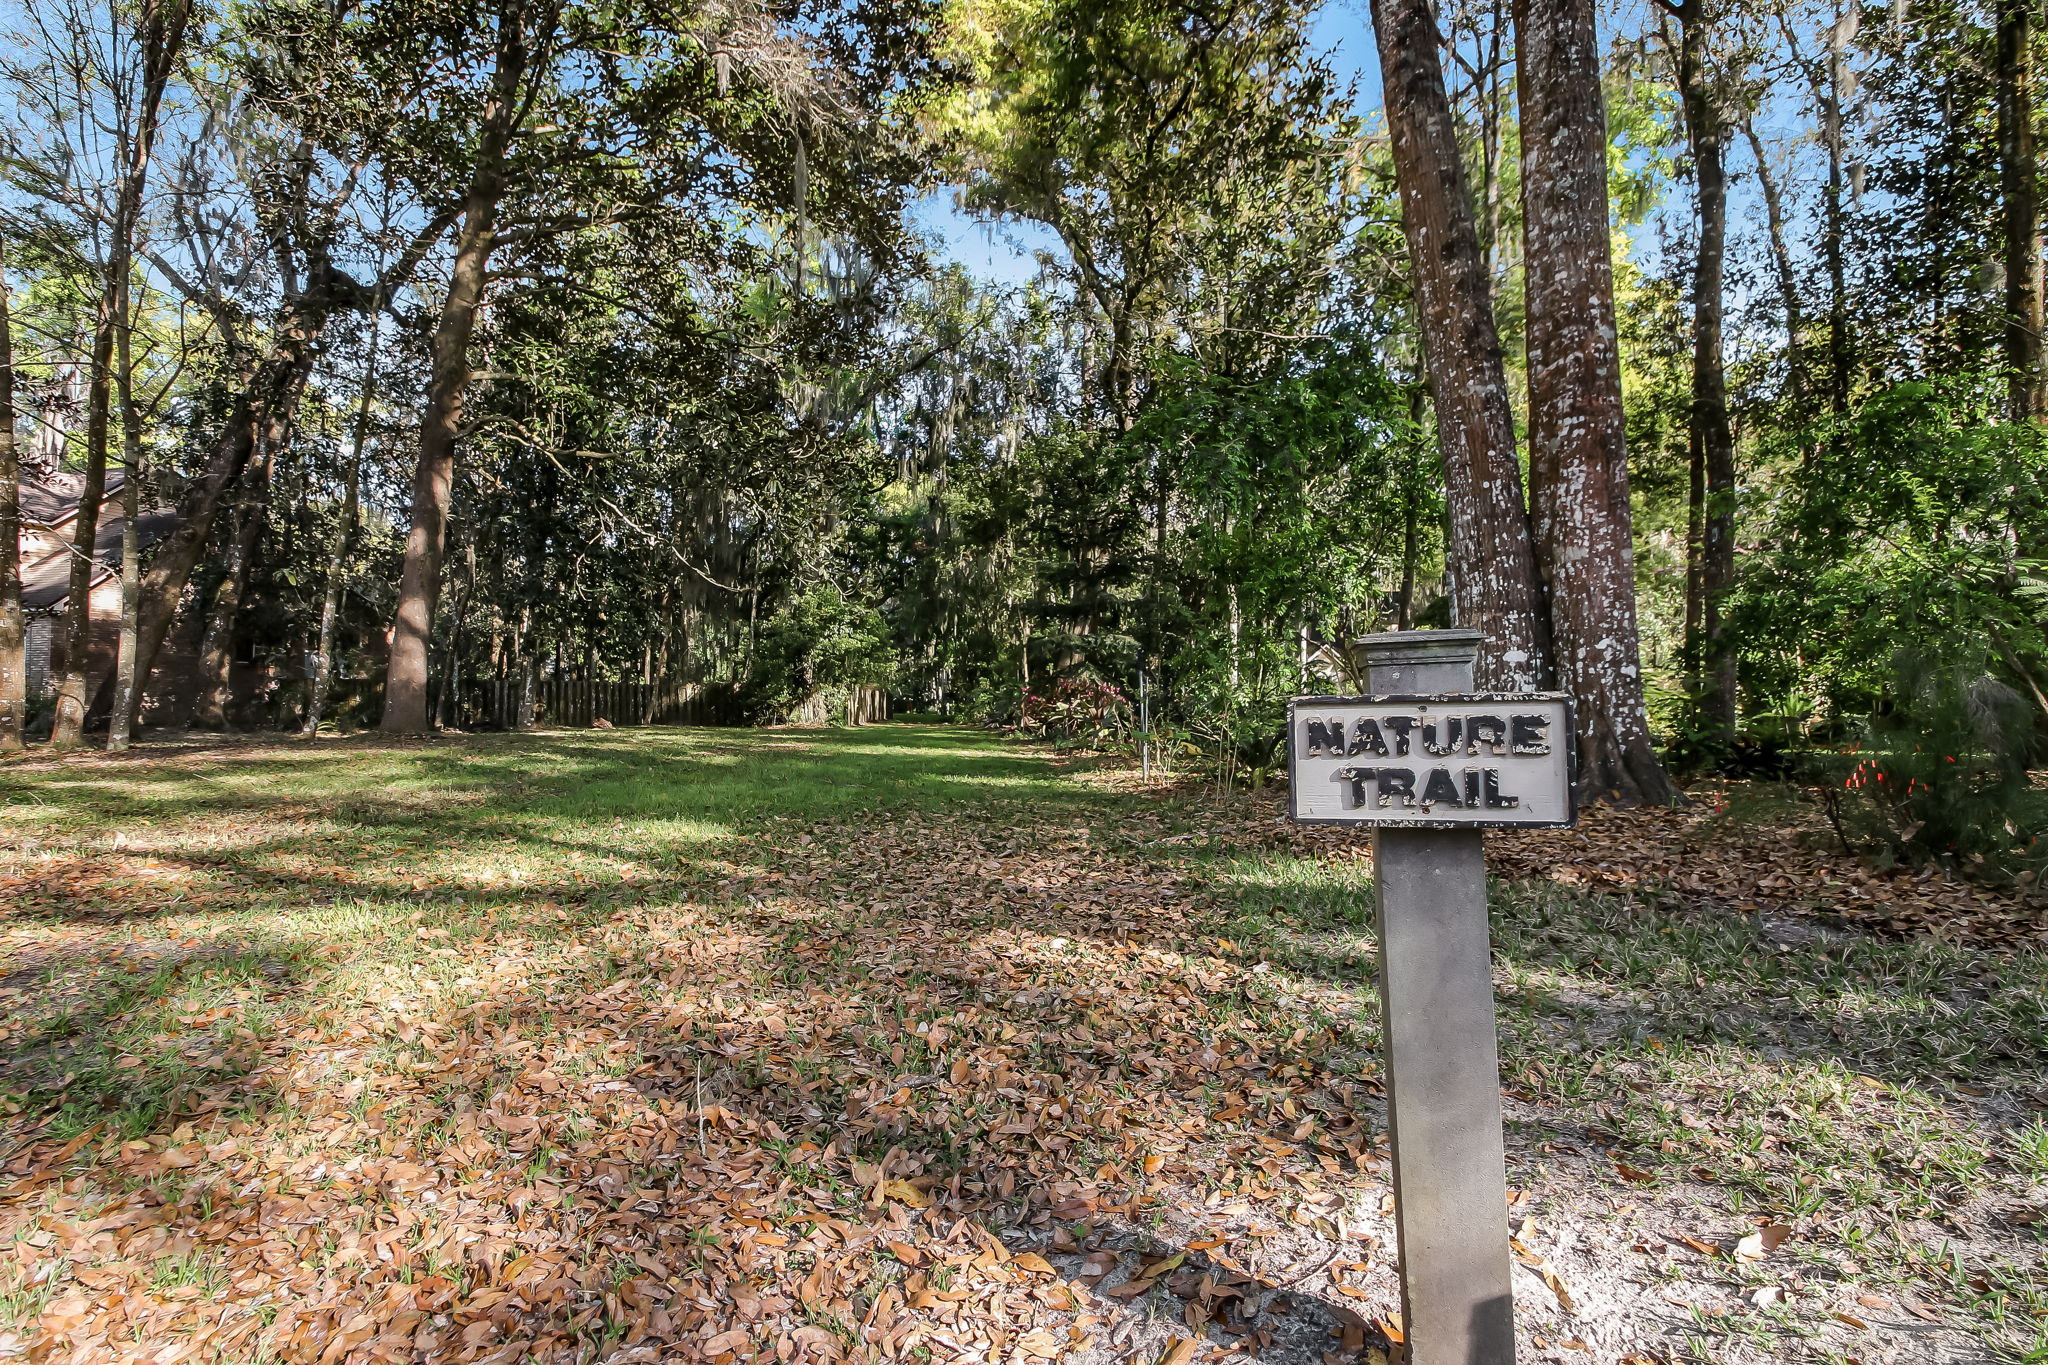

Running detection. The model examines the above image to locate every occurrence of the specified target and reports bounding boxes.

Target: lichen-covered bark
[1369,0,1549,692]
[1517,0,1675,805]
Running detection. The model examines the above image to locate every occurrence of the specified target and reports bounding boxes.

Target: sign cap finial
[1355,627,1484,670]
[1353,628,1482,694]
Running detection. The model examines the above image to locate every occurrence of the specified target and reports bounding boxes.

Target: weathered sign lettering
[1287,694,1572,826]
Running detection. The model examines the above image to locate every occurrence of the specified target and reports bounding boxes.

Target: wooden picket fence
[474,679,744,730]
[790,684,890,727]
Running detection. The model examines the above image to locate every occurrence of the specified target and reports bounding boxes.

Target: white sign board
[1287,693,1575,828]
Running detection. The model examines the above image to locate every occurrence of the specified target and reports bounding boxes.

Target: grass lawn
[0,725,2043,1365]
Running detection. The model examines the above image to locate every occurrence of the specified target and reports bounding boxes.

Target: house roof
[19,471,127,529]
[20,506,177,615]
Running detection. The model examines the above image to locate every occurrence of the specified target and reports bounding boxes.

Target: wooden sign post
[1287,628,1574,1365]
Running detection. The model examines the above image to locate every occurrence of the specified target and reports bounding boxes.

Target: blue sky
[913,0,1382,285]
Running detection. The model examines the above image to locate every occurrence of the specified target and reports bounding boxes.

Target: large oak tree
[1370,0,1550,693]
[1517,0,1675,804]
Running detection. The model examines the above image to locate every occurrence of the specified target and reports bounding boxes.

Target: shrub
[1817,649,2047,887]
[962,677,1023,729]
[742,586,894,724]
[1019,677,1131,745]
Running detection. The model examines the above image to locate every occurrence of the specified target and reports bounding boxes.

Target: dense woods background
[2,0,2045,877]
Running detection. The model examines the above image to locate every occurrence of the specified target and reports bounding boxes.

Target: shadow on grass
[1201,841,2048,1099]
[2,936,313,1143]
[0,725,1150,1144]
[2,725,1123,830]
[2,725,1128,919]
[9,867,1393,1361]
[411,889,1393,1363]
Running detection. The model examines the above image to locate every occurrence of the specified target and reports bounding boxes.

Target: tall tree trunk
[105,0,191,750]
[0,242,21,753]
[1674,0,1739,740]
[2000,0,2044,420]
[194,507,251,729]
[195,444,271,729]
[1684,424,1704,694]
[1395,505,1419,630]
[26,351,81,482]
[516,607,538,729]
[48,306,116,749]
[382,11,529,733]
[1370,0,1550,690]
[302,450,360,737]
[1743,122,1809,409]
[1822,0,1853,418]
[302,303,383,737]
[108,263,354,732]
[51,0,191,749]
[1517,0,1676,804]
[1396,383,1427,631]
[1480,0,1507,279]
[107,276,143,751]
[126,403,258,720]
[435,541,477,728]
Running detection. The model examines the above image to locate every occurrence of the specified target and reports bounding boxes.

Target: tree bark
[516,607,538,729]
[107,261,357,733]
[1517,0,1676,804]
[195,444,271,729]
[106,0,192,750]
[1822,1,1852,418]
[382,8,530,733]
[0,241,22,752]
[48,305,116,749]
[194,508,250,728]
[1684,415,1703,694]
[1673,0,1738,740]
[1370,0,1550,691]
[123,395,264,720]
[2000,0,2044,420]
[26,352,80,482]
[434,541,477,728]
[107,272,144,750]
[51,0,191,749]
[1743,122,1809,409]
[302,450,360,736]
[1396,383,1427,631]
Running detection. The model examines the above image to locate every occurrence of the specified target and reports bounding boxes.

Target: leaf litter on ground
[0,729,2042,1365]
